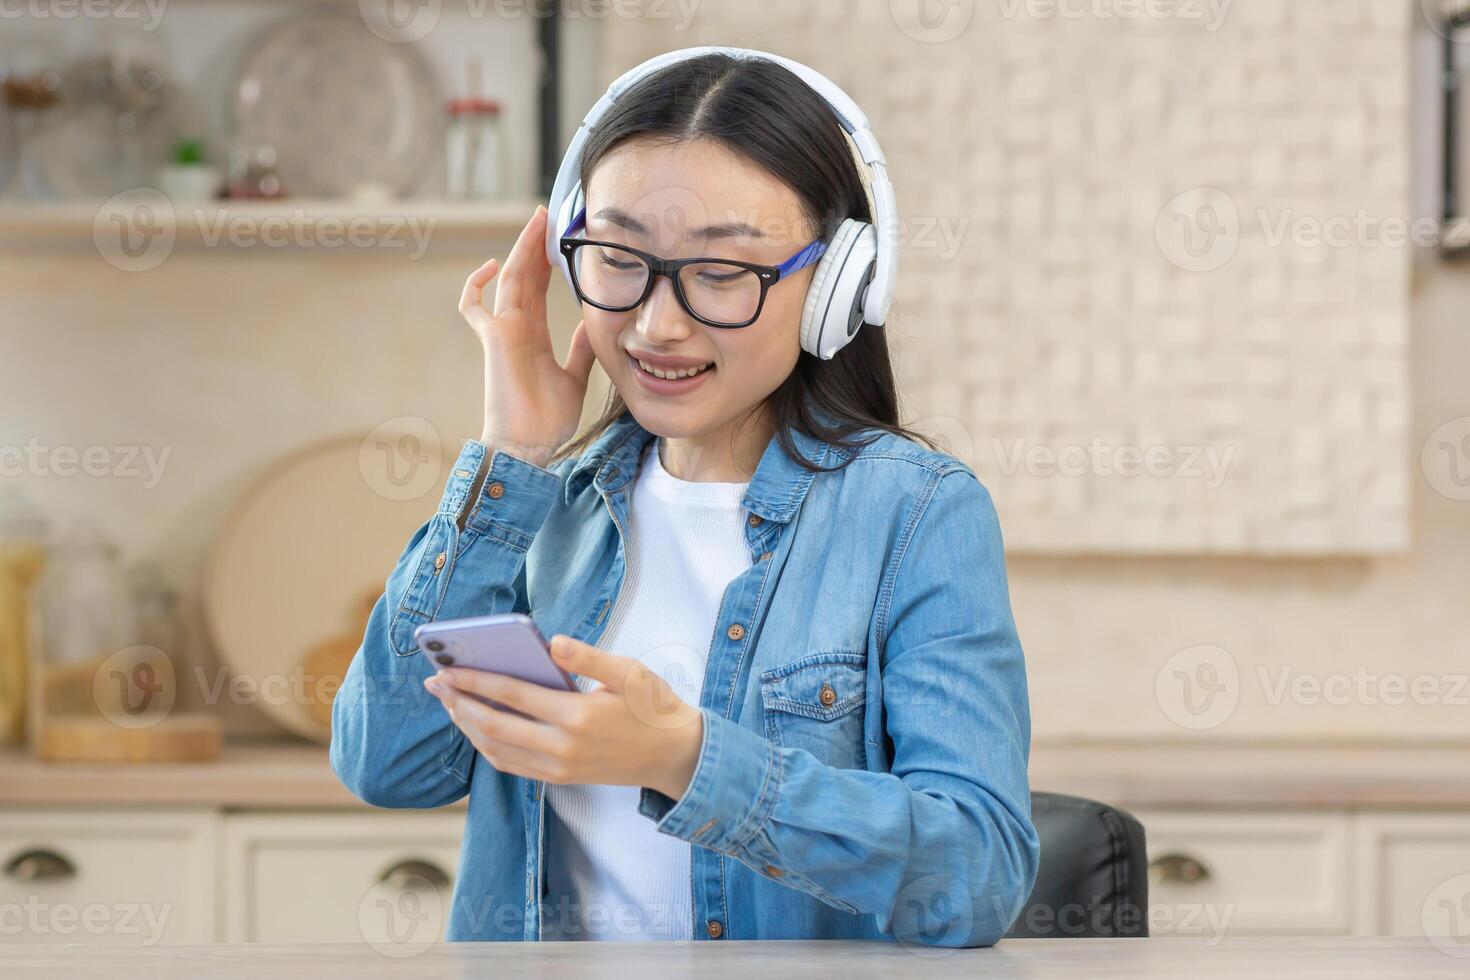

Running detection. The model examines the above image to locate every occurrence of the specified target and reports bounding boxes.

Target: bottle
[445,97,508,201]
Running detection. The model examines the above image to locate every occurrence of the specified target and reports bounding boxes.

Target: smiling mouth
[629,354,716,380]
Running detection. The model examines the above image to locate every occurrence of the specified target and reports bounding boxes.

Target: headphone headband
[545,46,897,327]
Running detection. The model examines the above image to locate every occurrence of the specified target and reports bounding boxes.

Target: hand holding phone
[414,613,577,716]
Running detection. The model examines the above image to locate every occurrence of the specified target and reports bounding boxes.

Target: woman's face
[578,137,819,443]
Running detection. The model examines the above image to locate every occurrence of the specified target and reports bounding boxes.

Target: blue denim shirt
[331,406,1039,948]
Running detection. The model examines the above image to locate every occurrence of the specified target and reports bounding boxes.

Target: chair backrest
[1005,791,1149,939]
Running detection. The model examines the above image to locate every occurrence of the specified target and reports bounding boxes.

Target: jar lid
[446,97,503,116]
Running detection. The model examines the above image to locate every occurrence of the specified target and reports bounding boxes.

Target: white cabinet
[222,811,464,944]
[3,802,1466,942]
[0,808,217,944]
[1352,812,1470,939]
[1131,809,1352,936]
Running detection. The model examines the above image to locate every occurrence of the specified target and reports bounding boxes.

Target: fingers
[561,320,596,387]
[433,667,575,726]
[549,634,634,691]
[458,257,499,328]
[426,674,562,752]
[468,735,565,782]
[492,205,551,319]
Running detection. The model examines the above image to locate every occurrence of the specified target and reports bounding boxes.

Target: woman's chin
[621,391,713,437]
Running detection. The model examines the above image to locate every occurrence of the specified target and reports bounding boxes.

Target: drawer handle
[4,849,76,882]
[377,858,450,891]
[1149,852,1211,885]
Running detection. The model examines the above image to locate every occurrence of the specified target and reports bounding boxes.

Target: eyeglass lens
[571,242,765,326]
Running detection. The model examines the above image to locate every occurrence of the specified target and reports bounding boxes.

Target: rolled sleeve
[448,442,563,548]
[636,708,781,853]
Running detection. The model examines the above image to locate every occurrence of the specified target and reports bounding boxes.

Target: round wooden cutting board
[204,430,457,742]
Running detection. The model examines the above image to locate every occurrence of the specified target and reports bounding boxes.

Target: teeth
[637,358,713,380]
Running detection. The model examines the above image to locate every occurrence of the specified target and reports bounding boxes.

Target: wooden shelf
[0,197,545,247]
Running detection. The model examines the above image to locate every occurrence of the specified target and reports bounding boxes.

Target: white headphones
[545,46,898,361]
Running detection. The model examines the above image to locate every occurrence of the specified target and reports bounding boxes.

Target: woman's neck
[657,410,773,483]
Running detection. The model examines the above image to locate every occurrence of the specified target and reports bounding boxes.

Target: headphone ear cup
[554,183,584,292]
[800,219,878,360]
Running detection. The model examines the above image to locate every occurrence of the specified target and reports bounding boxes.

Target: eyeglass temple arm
[562,205,587,237]
[778,238,829,277]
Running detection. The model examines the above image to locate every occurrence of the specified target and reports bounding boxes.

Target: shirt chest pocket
[759,652,868,770]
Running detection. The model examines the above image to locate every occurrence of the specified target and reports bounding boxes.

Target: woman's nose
[635,277,695,344]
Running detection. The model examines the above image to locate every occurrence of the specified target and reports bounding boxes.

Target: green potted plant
[155,137,222,202]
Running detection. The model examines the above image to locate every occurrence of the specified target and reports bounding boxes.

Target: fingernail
[424,677,441,695]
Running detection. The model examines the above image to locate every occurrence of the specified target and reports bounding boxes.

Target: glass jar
[34,521,151,741]
[0,489,49,744]
[445,97,508,201]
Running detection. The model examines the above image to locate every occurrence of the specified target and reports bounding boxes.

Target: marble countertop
[1,740,1467,809]
[1,937,1463,979]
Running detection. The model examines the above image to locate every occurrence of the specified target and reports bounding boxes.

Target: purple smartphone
[414,613,577,715]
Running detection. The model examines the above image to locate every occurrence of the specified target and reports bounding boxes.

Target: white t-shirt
[542,437,754,941]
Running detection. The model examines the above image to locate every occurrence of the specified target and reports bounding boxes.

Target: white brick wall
[600,0,1412,554]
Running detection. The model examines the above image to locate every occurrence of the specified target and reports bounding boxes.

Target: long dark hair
[551,52,940,473]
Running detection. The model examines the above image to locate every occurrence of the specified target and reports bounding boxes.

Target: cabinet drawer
[0,808,217,944]
[223,811,464,944]
[1131,809,1350,936]
[1353,812,1470,938]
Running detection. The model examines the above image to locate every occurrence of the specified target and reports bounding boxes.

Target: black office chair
[1005,792,1149,939]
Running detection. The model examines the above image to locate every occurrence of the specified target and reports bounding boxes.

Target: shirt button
[819,683,837,708]
[726,623,745,641]
[433,552,446,572]
[706,919,723,939]
[764,864,784,878]
[487,481,505,499]
[747,514,763,527]
[759,551,772,561]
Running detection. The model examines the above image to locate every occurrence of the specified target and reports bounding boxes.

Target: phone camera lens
[434,653,454,666]
[425,640,445,652]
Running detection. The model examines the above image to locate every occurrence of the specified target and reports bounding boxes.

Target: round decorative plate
[203,432,457,742]
[231,10,442,198]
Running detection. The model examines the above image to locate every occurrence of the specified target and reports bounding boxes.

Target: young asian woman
[331,48,1040,950]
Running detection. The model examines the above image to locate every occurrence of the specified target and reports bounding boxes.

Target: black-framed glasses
[558,205,829,328]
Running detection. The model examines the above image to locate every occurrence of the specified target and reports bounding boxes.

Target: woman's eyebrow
[592,206,767,240]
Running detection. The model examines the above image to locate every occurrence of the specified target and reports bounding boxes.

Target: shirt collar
[563,405,838,523]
